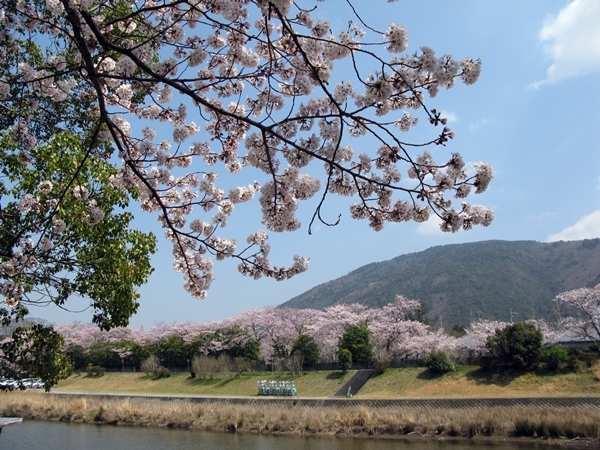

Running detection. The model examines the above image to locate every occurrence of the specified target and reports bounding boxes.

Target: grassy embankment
[2,366,600,443]
[52,369,353,397]
[50,364,600,398]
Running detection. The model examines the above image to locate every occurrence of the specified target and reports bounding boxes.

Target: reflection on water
[1,420,537,450]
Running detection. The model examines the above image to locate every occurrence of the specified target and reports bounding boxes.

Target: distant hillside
[280,239,600,326]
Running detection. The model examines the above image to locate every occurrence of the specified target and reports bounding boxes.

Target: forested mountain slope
[280,240,600,326]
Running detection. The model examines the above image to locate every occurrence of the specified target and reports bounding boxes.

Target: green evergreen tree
[485,322,543,371]
[339,322,373,363]
[291,334,320,365]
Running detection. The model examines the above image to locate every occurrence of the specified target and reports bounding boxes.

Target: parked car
[0,378,17,390]
[18,378,44,389]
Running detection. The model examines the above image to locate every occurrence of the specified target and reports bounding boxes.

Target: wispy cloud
[440,110,458,123]
[525,211,558,223]
[469,118,489,132]
[535,0,600,87]
[417,217,443,236]
[547,210,600,241]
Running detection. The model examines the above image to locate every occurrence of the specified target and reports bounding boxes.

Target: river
[1,420,541,449]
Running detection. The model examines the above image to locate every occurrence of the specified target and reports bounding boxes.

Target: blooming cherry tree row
[55,295,503,364]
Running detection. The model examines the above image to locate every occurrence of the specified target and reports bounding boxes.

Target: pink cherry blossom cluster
[56,295,473,363]
[555,284,600,343]
[1,0,494,302]
[365,295,462,359]
[464,319,509,356]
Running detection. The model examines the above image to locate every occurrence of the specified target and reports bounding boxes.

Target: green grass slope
[52,366,600,399]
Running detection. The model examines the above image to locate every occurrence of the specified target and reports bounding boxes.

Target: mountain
[280,239,600,326]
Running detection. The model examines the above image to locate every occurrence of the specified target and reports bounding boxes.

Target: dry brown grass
[2,391,600,441]
[593,367,600,383]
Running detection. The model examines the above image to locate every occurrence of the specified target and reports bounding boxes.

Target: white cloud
[536,0,600,87]
[439,110,458,123]
[469,118,489,132]
[417,217,443,235]
[547,210,600,241]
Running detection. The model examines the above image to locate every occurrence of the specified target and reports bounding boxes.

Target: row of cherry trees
[53,291,592,370]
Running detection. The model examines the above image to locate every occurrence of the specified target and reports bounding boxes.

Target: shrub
[86,364,105,377]
[485,322,543,371]
[337,348,352,373]
[191,354,237,379]
[216,354,233,378]
[285,353,304,377]
[154,366,171,378]
[231,356,252,377]
[192,354,215,379]
[539,345,568,370]
[93,406,105,422]
[426,350,455,374]
[577,351,597,368]
[140,354,160,376]
[372,347,391,375]
[373,359,390,375]
[567,350,598,371]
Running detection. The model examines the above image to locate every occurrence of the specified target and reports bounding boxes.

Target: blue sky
[38,0,600,328]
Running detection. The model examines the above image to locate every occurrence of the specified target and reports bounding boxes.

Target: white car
[19,378,44,389]
[0,378,17,390]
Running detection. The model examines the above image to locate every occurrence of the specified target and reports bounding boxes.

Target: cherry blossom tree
[232,308,270,343]
[463,319,509,356]
[367,295,424,352]
[401,328,462,360]
[113,346,134,371]
[555,284,600,343]
[529,318,561,345]
[368,295,461,360]
[1,0,493,326]
[311,303,367,361]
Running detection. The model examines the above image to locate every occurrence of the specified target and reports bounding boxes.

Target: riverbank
[3,366,600,445]
[1,391,599,446]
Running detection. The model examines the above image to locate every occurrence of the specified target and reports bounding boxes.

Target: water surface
[1,420,540,450]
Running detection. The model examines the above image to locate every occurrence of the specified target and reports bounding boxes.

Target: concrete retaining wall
[49,392,600,410]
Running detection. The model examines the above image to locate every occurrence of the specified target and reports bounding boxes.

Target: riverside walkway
[49,391,600,410]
